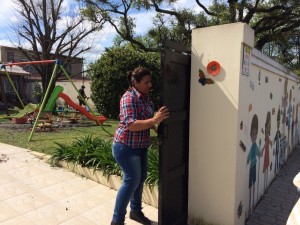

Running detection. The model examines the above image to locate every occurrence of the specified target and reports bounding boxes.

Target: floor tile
[0,202,20,222]
[4,190,54,214]
[7,165,45,180]
[0,172,17,185]
[59,216,97,225]
[24,202,77,224]
[0,215,36,225]
[0,144,24,154]
[17,172,66,189]
[86,185,118,202]
[0,180,35,200]
[39,182,85,201]
[80,198,116,224]
[0,159,31,172]
[58,191,104,214]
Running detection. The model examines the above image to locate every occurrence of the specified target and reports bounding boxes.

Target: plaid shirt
[114,87,154,149]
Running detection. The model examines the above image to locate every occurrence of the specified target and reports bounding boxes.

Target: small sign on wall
[242,44,251,76]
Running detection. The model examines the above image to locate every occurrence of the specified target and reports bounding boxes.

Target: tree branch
[195,0,217,16]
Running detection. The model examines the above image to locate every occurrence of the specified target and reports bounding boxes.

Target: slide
[9,103,39,118]
[44,86,64,112]
[58,92,106,125]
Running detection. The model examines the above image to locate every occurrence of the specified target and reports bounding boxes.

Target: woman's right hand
[153,106,169,124]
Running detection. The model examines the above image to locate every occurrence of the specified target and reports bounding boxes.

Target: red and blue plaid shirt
[114,87,154,149]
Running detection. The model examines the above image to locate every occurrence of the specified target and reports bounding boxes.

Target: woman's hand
[128,106,169,132]
[153,106,169,125]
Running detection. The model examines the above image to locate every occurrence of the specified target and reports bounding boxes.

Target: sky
[0,0,210,65]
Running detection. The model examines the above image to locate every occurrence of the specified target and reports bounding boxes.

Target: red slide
[58,92,106,125]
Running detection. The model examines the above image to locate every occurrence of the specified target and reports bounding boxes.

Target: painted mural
[244,69,300,219]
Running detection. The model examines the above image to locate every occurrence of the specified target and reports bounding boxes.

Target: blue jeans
[112,142,148,223]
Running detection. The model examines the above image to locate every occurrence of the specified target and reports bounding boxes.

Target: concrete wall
[56,80,93,107]
[22,79,94,109]
[189,23,300,225]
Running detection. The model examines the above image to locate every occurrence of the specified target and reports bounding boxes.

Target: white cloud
[0,1,14,19]
[79,23,118,64]
[132,11,156,35]
[0,1,17,42]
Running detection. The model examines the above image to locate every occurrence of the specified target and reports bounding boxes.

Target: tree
[80,0,300,72]
[261,29,300,72]
[88,45,160,119]
[11,0,104,99]
[80,0,208,52]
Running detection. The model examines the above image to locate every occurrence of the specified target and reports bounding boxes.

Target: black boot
[129,211,152,225]
[111,221,124,225]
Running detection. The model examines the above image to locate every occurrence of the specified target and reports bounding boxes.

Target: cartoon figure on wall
[281,78,288,165]
[287,89,292,155]
[261,112,271,193]
[291,105,295,149]
[247,114,261,214]
[274,108,281,174]
[282,78,288,136]
[295,104,299,145]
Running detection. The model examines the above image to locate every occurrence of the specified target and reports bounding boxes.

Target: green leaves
[33,81,43,102]
[146,146,159,186]
[88,45,160,119]
[50,135,160,186]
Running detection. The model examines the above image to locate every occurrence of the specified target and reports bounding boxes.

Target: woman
[111,67,169,225]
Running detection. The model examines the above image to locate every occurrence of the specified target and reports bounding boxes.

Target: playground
[0,59,107,141]
[0,112,117,155]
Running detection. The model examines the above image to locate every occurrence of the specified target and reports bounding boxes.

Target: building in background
[0,45,90,107]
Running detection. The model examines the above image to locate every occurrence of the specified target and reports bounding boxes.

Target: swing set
[1,59,110,141]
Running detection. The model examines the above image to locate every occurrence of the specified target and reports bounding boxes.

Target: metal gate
[158,40,191,225]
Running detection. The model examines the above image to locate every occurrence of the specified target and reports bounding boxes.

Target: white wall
[56,80,94,107]
[189,23,300,225]
[23,79,94,108]
[237,48,300,222]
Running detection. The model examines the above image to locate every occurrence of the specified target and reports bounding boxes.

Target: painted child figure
[274,108,281,174]
[295,104,299,146]
[247,114,261,215]
[281,78,288,165]
[291,105,295,149]
[287,89,292,154]
[261,112,272,193]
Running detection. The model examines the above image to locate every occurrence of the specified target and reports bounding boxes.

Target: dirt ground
[0,117,95,132]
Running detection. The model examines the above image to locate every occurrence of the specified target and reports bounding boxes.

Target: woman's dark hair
[127,67,151,87]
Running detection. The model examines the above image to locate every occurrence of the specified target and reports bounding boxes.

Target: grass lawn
[0,110,159,155]
[0,117,118,155]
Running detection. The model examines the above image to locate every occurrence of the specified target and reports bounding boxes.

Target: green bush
[50,135,159,186]
[88,45,160,119]
[33,81,42,102]
[146,146,159,186]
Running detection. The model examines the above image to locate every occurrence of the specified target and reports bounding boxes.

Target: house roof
[0,64,30,76]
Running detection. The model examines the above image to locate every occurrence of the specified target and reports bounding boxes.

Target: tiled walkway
[0,143,158,225]
[2,141,300,225]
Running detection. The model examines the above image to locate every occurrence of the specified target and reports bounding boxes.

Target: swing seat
[12,117,28,124]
